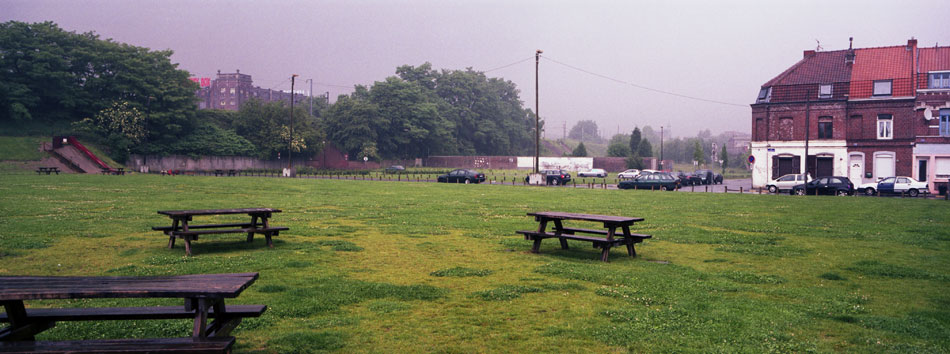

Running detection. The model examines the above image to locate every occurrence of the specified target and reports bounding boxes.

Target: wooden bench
[35,167,60,175]
[0,305,266,323]
[0,273,262,350]
[0,336,234,353]
[516,212,651,262]
[155,209,288,256]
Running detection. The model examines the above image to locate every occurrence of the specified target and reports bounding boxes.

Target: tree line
[0,21,537,163]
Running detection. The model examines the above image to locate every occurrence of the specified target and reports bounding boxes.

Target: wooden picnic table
[154,208,288,256]
[516,211,651,262]
[0,273,264,352]
[35,167,60,175]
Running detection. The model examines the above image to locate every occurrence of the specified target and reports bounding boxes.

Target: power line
[483,56,534,73]
[540,55,748,108]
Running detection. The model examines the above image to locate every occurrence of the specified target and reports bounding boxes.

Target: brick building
[750,38,950,193]
[196,70,307,111]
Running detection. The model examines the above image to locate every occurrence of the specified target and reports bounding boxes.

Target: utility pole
[563,122,566,140]
[326,92,330,106]
[660,126,664,171]
[307,79,313,116]
[535,49,542,173]
[143,96,154,172]
[289,74,298,173]
[804,95,811,178]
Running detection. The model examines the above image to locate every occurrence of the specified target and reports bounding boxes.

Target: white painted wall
[750,140,848,188]
[516,157,593,171]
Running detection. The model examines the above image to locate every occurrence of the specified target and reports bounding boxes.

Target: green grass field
[0,174,948,353]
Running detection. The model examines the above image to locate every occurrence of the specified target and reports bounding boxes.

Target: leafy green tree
[720,145,728,174]
[568,120,603,143]
[693,140,705,164]
[638,139,653,158]
[625,154,644,170]
[326,63,535,160]
[629,128,641,156]
[233,99,322,159]
[0,21,197,156]
[571,142,588,157]
[607,141,631,157]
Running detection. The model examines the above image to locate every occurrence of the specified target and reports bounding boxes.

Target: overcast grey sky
[3,0,948,137]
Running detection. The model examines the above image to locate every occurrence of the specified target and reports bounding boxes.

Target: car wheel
[864,188,875,196]
[464,178,471,184]
[836,190,848,196]
[908,189,919,197]
[794,188,806,196]
[768,185,777,194]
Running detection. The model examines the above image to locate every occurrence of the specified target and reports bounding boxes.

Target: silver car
[767,173,811,194]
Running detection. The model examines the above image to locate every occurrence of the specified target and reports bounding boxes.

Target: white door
[849,154,864,184]
[874,154,895,180]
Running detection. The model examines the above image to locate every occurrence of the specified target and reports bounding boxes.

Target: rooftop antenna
[849,37,853,50]
[815,39,823,52]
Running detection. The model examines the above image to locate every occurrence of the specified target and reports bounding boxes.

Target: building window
[818,84,832,98]
[230,88,236,95]
[818,117,833,139]
[940,109,950,137]
[931,72,950,89]
[219,101,225,106]
[220,88,226,93]
[877,114,892,140]
[757,87,771,103]
[873,80,892,96]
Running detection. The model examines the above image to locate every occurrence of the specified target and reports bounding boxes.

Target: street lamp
[143,96,155,173]
[535,49,542,173]
[289,74,298,175]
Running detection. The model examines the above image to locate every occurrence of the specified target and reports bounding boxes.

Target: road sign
[748,155,755,164]
[767,148,775,152]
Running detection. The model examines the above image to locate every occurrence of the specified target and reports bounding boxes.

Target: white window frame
[877,114,893,140]
[818,84,832,98]
[930,72,950,89]
[940,109,950,137]
[873,80,892,96]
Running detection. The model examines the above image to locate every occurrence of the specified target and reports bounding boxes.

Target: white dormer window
[873,80,892,96]
[931,72,950,89]
[757,87,771,103]
[818,84,832,98]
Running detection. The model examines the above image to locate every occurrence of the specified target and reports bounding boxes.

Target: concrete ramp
[50,145,105,173]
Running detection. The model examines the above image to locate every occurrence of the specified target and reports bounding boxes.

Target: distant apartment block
[195,70,307,111]
[750,38,950,193]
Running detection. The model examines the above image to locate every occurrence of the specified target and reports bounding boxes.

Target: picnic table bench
[516,211,651,262]
[153,208,289,256]
[0,273,264,353]
[214,169,237,177]
[35,167,60,175]
[100,167,125,175]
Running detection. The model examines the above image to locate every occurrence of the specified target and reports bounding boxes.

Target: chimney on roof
[845,37,856,66]
[907,37,917,51]
[236,69,240,74]
[803,50,816,58]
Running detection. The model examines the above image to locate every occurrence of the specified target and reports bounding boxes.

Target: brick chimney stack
[845,37,856,66]
[803,50,816,58]
[907,38,917,50]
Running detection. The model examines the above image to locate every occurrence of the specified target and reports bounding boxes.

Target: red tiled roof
[850,45,914,81]
[919,47,950,72]
[762,50,851,87]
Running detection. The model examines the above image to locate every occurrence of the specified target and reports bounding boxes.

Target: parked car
[578,168,607,178]
[791,176,854,196]
[671,171,695,186]
[617,169,640,179]
[640,169,660,174]
[858,176,929,197]
[525,169,572,185]
[437,169,486,184]
[693,169,723,184]
[385,165,405,173]
[766,173,812,194]
[618,172,680,191]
